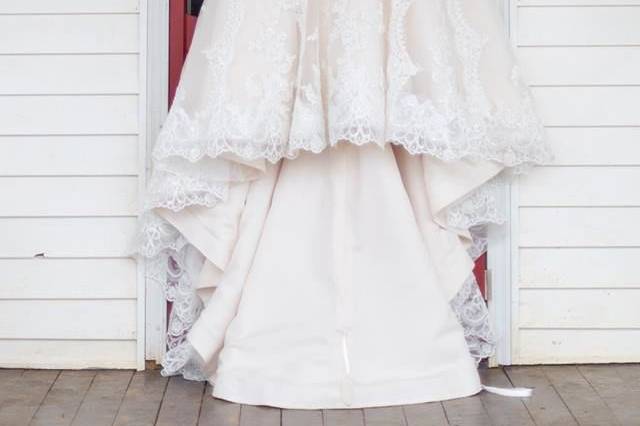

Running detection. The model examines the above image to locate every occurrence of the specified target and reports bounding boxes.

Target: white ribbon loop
[482,385,533,398]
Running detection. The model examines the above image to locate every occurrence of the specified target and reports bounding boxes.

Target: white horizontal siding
[0,15,139,54]
[545,128,640,166]
[0,177,138,216]
[0,0,139,14]
[519,329,640,364]
[518,6,640,46]
[0,95,139,135]
[0,0,144,369]
[520,248,640,287]
[511,0,640,364]
[0,341,137,370]
[0,218,137,258]
[0,136,139,175]
[0,259,137,299]
[0,300,137,340]
[0,55,139,95]
[518,46,640,86]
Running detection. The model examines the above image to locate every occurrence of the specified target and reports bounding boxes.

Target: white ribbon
[482,385,533,398]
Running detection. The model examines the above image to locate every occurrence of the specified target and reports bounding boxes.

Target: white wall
[0,0,146,369]
[510,0,640,364]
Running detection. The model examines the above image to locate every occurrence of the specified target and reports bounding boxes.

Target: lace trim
[146,246,208,381]
[152,0,552,168]
[450,273,495,362]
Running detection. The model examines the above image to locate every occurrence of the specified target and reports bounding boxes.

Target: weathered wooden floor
[0,365,639,425]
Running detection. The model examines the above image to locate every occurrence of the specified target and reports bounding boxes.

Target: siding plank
[545,127,640,166]
[520,288,640,328]
[519,247,640,287]
[519,166,640,207]
[0,300,137,340]
[0,0,139,14]
[0,136,139,176]
[0,217,137,258]
[0,258,137,299]
[0,177,138,217]
[518,329,640,364]
[518,6,640,46]
[0,15,139,54]
[0,340,137,369]
[518,46,640,86]
[0,55,139,95]
[519,207,640,247]
[0,95,138,135]
[533,86,640,126]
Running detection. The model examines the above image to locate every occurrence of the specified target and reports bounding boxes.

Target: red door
[167,0,488,298]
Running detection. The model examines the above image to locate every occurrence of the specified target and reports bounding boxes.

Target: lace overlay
[135,0,552,379]
[152,0,551,166]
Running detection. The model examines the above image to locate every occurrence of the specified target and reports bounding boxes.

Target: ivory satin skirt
[154,142,505,408]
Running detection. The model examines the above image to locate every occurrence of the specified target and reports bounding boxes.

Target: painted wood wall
[0,0,145,369]
[511,0,640,363]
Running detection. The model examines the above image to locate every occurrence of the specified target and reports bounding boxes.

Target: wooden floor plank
[113,370,168,426]
[0,369,59,426]
[155,376,205,426]
[579,365,640,426]
[324,408,365,426]
[543,365,620,426]
[615,364,640,392]
[0,369,24,406]
[199,390,241,426]
[71,370,133,426]
[282,408,323,426]
[0,369,23,382]
[403,402,449,426]
[31,370,96,426]
[478,368,535,426]
[239,404,281,426]
[505,366,578,426]
[364,406,406,426]
[442,395,491,426]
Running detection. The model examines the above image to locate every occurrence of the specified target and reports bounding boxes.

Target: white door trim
[487,0,516,367]
[143,0,170,364]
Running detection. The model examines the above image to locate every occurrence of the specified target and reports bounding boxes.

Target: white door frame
[487,0,516,367]
[141,0,518,366]
[143,0,171,364]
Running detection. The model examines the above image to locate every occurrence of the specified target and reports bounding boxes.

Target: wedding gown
[136,0,552,409]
